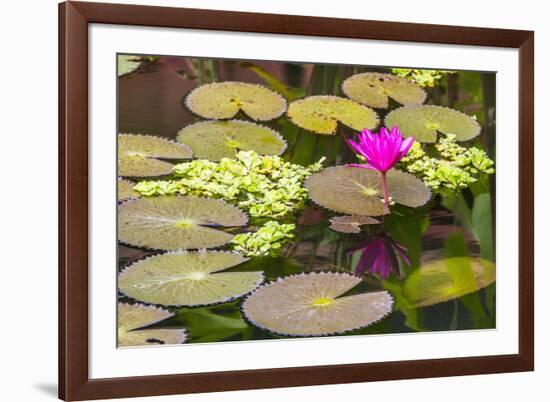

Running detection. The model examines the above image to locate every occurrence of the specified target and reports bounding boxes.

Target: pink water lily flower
[347,126,414,211]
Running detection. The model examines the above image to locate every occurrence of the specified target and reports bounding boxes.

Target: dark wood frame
[59,1,534,400]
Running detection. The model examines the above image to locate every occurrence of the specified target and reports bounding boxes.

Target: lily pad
[118,178,140,201]
[342,72,426,108]
[119,251,263,306]
[184,82,287,121]
[242,272,393,336]
[118,55,142,77]
[329,215,380,233]
[118,302,187,347]
[287,95,379,134]
[177,120,287,161]
[403,257,496,307]
[305,166,430,216]
[118,196,248,250]
[385,105,481,143]
[118,134,193,177]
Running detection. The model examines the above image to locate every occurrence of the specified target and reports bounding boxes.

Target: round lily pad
[287,95,379,135]
[118,55,142,77]
[119,251,263,306]
[118,134,193,177]
[342,72,426,108]
[177,120,287,161]
[184,82,287,121]
[118,178,140,201]
[242,272,393,336]
[329,215,380,233]
[385,105,481,143]
[118,196,248,250]
[305,166,430,216]
[118,302,187,347]
[403,257,496,307]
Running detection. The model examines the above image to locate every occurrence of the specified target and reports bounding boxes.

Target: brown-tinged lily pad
[403,257,496,307]
[118,302,187,347]
[119,251,263,306]
[287,95,379,135]
[242,272,393,336]
[118,196,248,250]
[118,178,140,201]
[305,166,430,216]
[342,72,426,108]
[118,134,193,177]
[385,105,481,143]
[329,215,380,233]
[184,82,287,121]
[177,120,286,161]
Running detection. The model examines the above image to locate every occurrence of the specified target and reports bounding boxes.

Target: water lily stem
[380,171,390,213]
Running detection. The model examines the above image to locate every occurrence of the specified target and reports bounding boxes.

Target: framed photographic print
[59,1,534,400]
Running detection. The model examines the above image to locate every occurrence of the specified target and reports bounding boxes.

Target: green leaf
[472,192,495,260]
[328,215,380,233]
[119,250,263,307]
[239,62,305,101]
[118,55,142,77]
[118,178,140,201]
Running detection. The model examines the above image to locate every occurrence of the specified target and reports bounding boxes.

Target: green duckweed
[231,221,296,257]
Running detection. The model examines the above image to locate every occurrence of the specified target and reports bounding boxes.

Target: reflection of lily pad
[118,55,142,77]
[385,105,481,143]
[242,272,393,336]
[184,82,287,121]
[403,257,496,307]
[118,178,140,201]
[306,166,430,216]
[342,73,426,108]
[287,96,379,134]
[177,120,286,161]
[118,196,248,250]
[329,215,380,233]
[119,251,263,306]
[118,134,193,177]
[118,303,187,347]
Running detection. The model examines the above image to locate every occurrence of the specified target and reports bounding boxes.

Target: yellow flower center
[311,297,334,307]
[187,272,207,281]
[175,219,194,228]
[362,187,379,197]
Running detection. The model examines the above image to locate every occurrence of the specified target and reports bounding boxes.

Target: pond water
[117,55,496,345]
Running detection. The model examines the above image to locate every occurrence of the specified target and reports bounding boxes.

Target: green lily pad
[287,95,379,134]
[184,82,287,121]
[118,303,187,347]
[305,166,430,216]
[329,215,380,233]
[342,72,426,108]
[119,251,263,306]
[385,105,481,143]
[118,196,248,250]
[242,272,393,336]
[177,120,287,161]
[403,257,496,307]
[118,55,142,77]
[118,134,193,177]
[118,178,140,201]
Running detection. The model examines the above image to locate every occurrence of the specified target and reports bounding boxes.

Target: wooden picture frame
[59,1,534,400]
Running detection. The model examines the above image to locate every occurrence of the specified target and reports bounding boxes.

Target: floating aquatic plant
[133,151,324,221]
[231,221,295,257]
[348,234,410,279]
[118,134,193,177]
[346,126,415,211]
[118,178,140,201]
[176,120,286,161]
[402,257,495,307]
[118,303,187,347]
[242,272,393,336]
[342,72,426,108]
[119,251,263,306]
[287,95,379,134]
[118,55,143,77]
[390,68,454,88]
[184,81,287,121]
[398,134,495,194]
[385,105,481,143]
[118,196,248,250]
[306,166,430,216]
[329,215,380,233]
